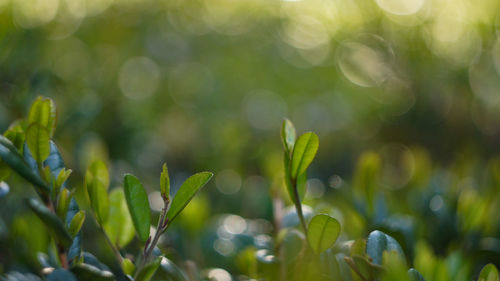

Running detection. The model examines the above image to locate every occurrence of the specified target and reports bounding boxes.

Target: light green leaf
[281,118,296,156]
[122,258,135,276]
[307,214,341,254]
[56,168,72,189]
[103,189,135,248]
[479,264,499,281]
[123,174,151,243]
[68,211,86,237]
[135,257,161,281]
[160,163,170,200]
[56,189,71,220]
[382,250,410,281]
[352,151,381,213]
[166,172,213,223]
[85,160,110,223]
[26,123,50,165]
[28,96,57,137]
[27,198,73,247]
[290,132,319,179]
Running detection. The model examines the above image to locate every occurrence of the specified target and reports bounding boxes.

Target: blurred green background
[2,0,500,279]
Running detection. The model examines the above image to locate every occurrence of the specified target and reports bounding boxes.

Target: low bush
[0,97,498,281]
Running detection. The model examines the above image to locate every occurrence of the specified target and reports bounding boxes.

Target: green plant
[0,96,212,280]
[1,98,499,281]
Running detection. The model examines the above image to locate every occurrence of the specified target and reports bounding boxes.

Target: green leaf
[160,163,170,200]
[28,96,57,137]
[479,264,499,281]
[103,188,135,248]
[284,154,307,205]
[290,132,319,179]
[68,211,86,237]
[85,160,110,223]
[47,269,77,281]
[281,118,296,156]
[158,257,188,281]
[27,198,73,248]
[345,255,384,281]
[366,230,404,265]
[122,258,136,276]
[307,214,341,254]
[56,189,71,220]
[70,263,114,281]
[26,123,50,165]
[123,174,151,243]
[408,268,426,281]
[56,168,72,189]
[135,257,161,281]
[281,229,306,264]
[0,181,9,198]
[166,171,213,223]
[352,151,381,213]
[0,121,26,182]
[382,250,410,281]
[0,136,50,192]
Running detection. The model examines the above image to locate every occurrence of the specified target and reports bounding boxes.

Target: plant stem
[57,243,69,269]
[136,197,170,275]
[291,178,308,234]
[38,164,69,269]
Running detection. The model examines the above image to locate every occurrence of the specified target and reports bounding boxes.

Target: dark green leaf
[0,181,9,198]
[158,257,188,281]
[27,198,72,248]
[479,263,499,281]
[65,197,82,263]
[135,257,162,281]
[47,269,77,281]
[307,214,341,254]
[408,268,426,281]
[0,136,50,193]
[166,171,213,223]
[3,271,41,281]
[123,174,151,243]
[290,132,319,179]
[70,263,114,281]
[366,230,404,265]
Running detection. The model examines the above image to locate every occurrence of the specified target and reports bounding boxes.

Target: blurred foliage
[2,0,500,280]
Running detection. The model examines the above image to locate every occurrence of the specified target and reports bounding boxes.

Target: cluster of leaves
[218,119,500,281]
[1,97,500,281]
[0,97,212,280]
